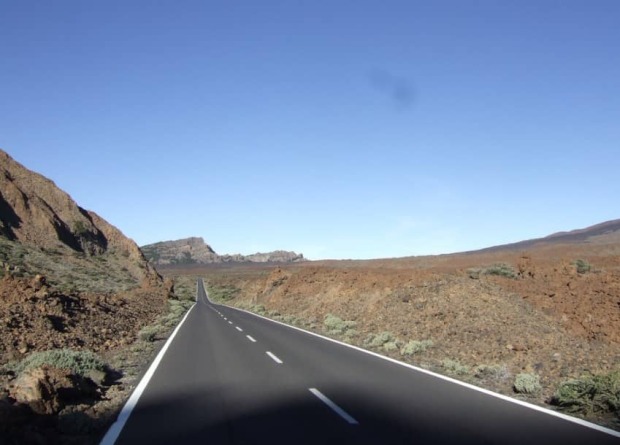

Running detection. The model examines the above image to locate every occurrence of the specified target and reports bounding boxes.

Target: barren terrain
[163,239,620,430]
[0,150,188,444]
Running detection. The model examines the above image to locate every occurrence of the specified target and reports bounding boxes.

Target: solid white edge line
[202,280,620,439]
[236,326,243,332]
[309,388,359,425]
[100,302,197,445]
[246,335,257,343]
[266,351,283,364]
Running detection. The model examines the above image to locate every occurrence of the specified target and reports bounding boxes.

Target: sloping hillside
[468,219,620,254]
[0,149,172,443]
[0,149,160,290]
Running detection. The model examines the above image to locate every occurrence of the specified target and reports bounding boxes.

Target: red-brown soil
[164,241,620,429]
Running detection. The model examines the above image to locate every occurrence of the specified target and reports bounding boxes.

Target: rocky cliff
[0,149,161,288]
[141,237,306,265]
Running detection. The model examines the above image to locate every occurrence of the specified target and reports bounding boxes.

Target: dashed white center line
[228,321,233,325]
[246,335,256,343]
[309,388,359,425]
[223,317,227,320]
[235,326,243,332]
[266,351,283,364]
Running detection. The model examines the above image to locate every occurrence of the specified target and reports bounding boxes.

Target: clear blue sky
[1,1,618,260]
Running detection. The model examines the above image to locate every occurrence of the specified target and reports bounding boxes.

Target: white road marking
[228,321,233,325]
[100,304,197,445]
[266,351,283,364]
[246,335,257,342]
[224,317,227,320]
[309,388,359,425]
[235,326,243,332]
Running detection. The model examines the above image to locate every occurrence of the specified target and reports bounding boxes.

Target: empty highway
[102,280,620,444]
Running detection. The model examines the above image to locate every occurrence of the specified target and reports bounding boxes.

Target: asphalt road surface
[104,280,620,444]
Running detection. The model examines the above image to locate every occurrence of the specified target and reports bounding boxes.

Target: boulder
[10,367,99,415]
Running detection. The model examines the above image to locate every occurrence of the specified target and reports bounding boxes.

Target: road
[103,280,620,444]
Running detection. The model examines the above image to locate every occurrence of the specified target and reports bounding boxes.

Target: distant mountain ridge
[141,237,306,265]
[469,219,620,254]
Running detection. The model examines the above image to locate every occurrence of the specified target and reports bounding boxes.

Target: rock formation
[141,237,306,265]
[0,149,160,286]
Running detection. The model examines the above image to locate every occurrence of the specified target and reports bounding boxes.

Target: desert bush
[342,329,358,340]
[323,314,357,336]
[138,325,162,342]
[550,371,620,415]
[10,349,107,377]
[252,304,267,315]
[280,315,299,325]
[483,264,516,279]
[208,284,240,302]
[400,339,433,356]
[442,359,470,375]
[574,259,592,274]
[364,331,396,348]
[466,268,481,279]
[474,364,510,381]
[513,373,542,394]
[383,341,399,352]
[156,298,193,328]
[169,299,192,315]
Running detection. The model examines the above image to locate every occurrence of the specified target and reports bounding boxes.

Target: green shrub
[574,259,592,274]
[551,371,620,415]
[251,304,267,315]
[208,285,240,302]
[72,220,89,235]
[483,264,516,279]
[400,339,433,356]
[364,331,395,348]
[343,329,358,339]
[474,364,509,380]
[442,359,470,375]
[138,325,161,342]
[323,314,357,335]
[383,341,399,352]
[10,349,107,377]
[514,373,542,394]
[280,315,299,325]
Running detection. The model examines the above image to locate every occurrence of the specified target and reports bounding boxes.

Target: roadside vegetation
[513,373,542,395]
[4,349,109,378]
[207,283,241,302]
[551,371,620,416]
[131,282,193,344]
[574,259,592,274]
[0,237,140,293]
[468,263,517,279]
[111,276,195,379]
[202,276,620,430]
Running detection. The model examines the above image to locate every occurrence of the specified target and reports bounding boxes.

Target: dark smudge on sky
[368,70,415,110]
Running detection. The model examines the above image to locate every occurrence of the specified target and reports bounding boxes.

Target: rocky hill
[468,219,620,254]
[141,237,306,265]
[0,149,171,443]
[0,149,161,289]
